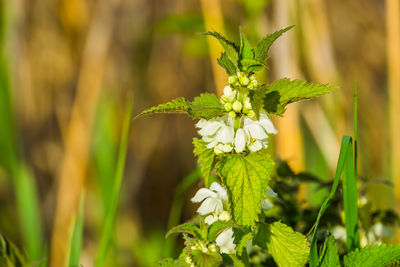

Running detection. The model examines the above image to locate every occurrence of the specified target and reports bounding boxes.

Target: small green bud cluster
[228,72,258,90]
[189,241,218,255]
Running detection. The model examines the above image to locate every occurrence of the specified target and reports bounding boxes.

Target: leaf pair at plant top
[318,234,400,267]
[203,26,293,75]
[250,78,336,118]
[135,93,224,120]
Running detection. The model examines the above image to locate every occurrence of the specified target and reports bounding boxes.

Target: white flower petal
[234,128,247,153]
[197,198,222,215]
[216,228,236,254]
[215,125,234,143]
[223,86,236,101]
[259,113,278,134]
[204,214,218,225]
[266,188,278,198]
[210,182,228,201]
[191,188,217,203]
[261,198,273,210]
[198,121,223,136]
[245,123,268,140]
[248,140,263,152]
[206,140,218,149]
[195,119,207,129]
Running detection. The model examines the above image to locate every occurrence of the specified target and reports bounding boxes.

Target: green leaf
[193,138,215,187]
[202,31,239,63]
[207,221,233,241]
[136,97,190,118]
[0,233,27,267]
[235,232,252,257]
[318,235,340,267]
[156,257,188,267]
[239,58,263,72]
[239,29,254,61]
[188,93,225,120]
[264,78,335,116]
[343,245,400,267]
[309,136,353,267]
[262,222,309,267]
[218,52,237,76]
[191,250,222,267]
[217,150,274,226]
[254,26,294,62]
[166,223,203,239]
[250,85,268,119]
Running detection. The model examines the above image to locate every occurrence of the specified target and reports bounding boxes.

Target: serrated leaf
[191,250,222,267]
[264,78,335,116]
[217,150,274,226]
[136,97,190,118]
[193,138,216,187]
[250,85,268,119]
[166,223,203,239]
[261,222,309,267]
[318,235,340,267]
[156,257,188,267]
[203,31,239,63]
[188,93,225,119]
[239,29,254,61]
[239,58,263,73]
[218,52,237,76]
[343,244,400,267]
[254,25,294,62]
[207,221,233,241]
[235,232,252,257]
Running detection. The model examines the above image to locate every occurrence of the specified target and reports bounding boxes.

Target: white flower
[234,128,247,153]
[261,188,278,211]
[218,211,232,221]
[216,228,236,254]
[204,214,219,225]
[196,116,235,153]
[232,101,242,112]
[223,86,236,102]
[191,182,228,216]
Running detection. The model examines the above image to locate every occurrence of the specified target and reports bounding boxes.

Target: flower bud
[219,211,232,221]
[247,110,255,118]
[223,86,236,102]
[232,101,242,112]
[244,97,252,110]
[228,111,236,118]
[214,146,223,155]
[228,76,237,84]
[240,76,250,86]
[250,75,256,81]
[224,102,232,111]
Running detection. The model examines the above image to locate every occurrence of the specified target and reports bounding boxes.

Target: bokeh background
[0,0,399,266]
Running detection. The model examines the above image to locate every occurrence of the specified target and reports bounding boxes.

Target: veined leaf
[256,222,309,267]
[239,29,254,61]
[217,150,274,226]
[318,235,340,267]
[202,31,239,63]
[235,232,252,257]
[188,93,225,120]
[264,78,335,116]
[343,245,400,267]
[218,52,237,76]
[136,97,190,118]
[254,26,294,62]
[250,85,268,119]
[191,250,222,267]
[193,138,215,187]
[166,223,203,240]
[239,58,263,73]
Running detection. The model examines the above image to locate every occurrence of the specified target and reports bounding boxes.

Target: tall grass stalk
[95,97,134,266]
[67,193,85,267]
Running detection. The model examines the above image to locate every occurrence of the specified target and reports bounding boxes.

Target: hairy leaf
[239,30,254,61]
[188,93,225,119]
[344,245,400,267]
[318,235,340,267]
[217,150,274,226]
[136,97,190,118]
[258,222,309,267]
[254,25,294,62]
[264,78,335,116]
[191,250,222,267]
[218,52,237,76]
[235,232,252,257]
[250,85,268,119]
[202,31,239,63]
[193,138,216,187]
[239,58,263,73]
[156,257,187,267]
[207,221,233,241]
[166,223,203,240]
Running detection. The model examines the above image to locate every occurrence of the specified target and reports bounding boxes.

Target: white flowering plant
[136,27,400,267]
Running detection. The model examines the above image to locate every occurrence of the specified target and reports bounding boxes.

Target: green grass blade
[68,193,85,267]
[309,136,353,267]
[95,97,134,267]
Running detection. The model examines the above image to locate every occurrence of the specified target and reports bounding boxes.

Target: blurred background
[0,0,399,266]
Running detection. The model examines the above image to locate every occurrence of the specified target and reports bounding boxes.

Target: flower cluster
[191,182,236,254]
